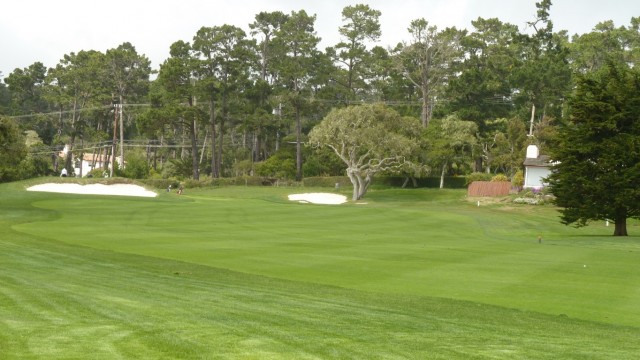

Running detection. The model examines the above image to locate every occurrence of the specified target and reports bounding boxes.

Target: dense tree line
[1,2,639,186]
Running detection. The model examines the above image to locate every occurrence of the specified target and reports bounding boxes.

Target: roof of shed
[524,154,551,167]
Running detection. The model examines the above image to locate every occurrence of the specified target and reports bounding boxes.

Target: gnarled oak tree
[308,103,422,200]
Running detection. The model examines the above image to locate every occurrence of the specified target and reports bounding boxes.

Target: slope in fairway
[4,182,640,358]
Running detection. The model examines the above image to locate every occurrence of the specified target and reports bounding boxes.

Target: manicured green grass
[2,180,639,358]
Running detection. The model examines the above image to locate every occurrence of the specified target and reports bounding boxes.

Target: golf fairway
[2,181,639,358]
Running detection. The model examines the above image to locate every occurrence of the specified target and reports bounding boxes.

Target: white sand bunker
[288,193,347,205]
[27,183,157,198]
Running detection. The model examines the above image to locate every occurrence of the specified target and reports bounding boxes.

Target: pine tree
[547,62,640,236]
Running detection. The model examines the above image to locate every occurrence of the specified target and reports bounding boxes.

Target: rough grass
[2,180,639,359]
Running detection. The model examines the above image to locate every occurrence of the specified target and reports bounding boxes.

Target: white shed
[523,145,551,189]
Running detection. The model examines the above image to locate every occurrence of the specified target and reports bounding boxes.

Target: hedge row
[139,176,467,190]
[372,176,467,189]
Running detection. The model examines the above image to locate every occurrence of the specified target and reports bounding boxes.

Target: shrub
[465,172,492,185]
[304,147,345,177]
[512,170,524,188]
[87,168,109,178]
[254,155,296,180]
[123,150,150,179]
[491,174,509,182]
[513,197,544,205]
[161,158,191,179]
[232,160,253,177]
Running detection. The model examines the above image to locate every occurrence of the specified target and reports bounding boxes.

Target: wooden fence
[467,181,512,197]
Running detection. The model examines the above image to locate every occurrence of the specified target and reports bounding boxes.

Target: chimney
[526,145,539,159]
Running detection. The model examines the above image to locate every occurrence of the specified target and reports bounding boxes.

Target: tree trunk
[191,118,199,180]
[421,99,429,128]
[110,103,118,177]
[295,105,302,182]
[613,215,628,236]
[347,169,370,201]
[210,98,218,178]
[439,162,447,189]
[347,170,359,201]
[78,138,84,178]
[217,95,227,178]
[421,80,430,127]
[347,171,371,201]
[200,129,208,165]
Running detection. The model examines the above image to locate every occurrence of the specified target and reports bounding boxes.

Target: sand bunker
[26,183,157,198]
[288,193,347,205]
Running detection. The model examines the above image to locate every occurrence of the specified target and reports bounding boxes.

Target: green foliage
[512,169,524,188]
[333,4,382,98]
[4,62,49,115]
[426,115,478,170]
[161,158,193,179]
[0,116,28,182]
[396,19,464,127]
[376,176,467,188]
[444,19,518,125]
[303,146,345,177]
[309,103,422,199]
[464,172,492,185]
[17,152,53,179]
[123,149,150,179]
[491,173,509,182]
[254,150,296,179]
[232,159,253,177]
[87,167,108,178]
[547,62,640,236]
[490,118,528,175]
[569,19,640,72]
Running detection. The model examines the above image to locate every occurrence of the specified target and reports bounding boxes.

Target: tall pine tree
[547,62,640,236]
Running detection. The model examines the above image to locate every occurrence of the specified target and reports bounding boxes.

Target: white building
[523,145,551,189]
[60,145,120,177]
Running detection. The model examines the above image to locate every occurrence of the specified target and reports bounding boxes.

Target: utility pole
[110,98,119,177]
[119,95,124,171]
[528,104,536,137]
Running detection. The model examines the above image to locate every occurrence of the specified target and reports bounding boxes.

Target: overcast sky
[1,0,638,77]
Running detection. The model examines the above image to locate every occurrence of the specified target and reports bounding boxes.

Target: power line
[7,103,151,121]
[29,142,195,155]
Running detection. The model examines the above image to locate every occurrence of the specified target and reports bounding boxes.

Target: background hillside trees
[395,19,463,127]
[331,4,382,101]
[272,10,321,181]
[1,4,638,192]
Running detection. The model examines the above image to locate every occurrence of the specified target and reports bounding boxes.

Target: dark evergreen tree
[547,62,640,236]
